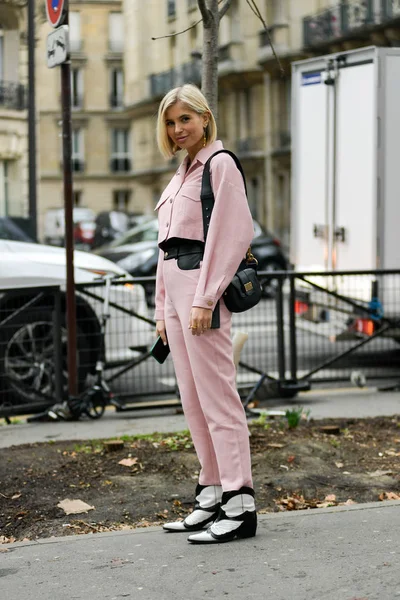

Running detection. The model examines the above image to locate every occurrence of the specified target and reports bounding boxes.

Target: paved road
[1,387,399,449]
[2,501,399,600]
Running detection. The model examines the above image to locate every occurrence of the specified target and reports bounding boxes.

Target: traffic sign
[47,25,69,68]
[46,0,68,28]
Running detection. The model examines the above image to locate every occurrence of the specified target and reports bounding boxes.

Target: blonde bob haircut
[156,84,217,159]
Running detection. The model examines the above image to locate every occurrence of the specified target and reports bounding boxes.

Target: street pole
[59,10,78,398]
[28,0,37,240]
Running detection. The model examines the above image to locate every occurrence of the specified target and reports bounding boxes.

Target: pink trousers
[163,258,253,491]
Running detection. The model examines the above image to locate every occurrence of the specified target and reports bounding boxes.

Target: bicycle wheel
[84,388,107,419]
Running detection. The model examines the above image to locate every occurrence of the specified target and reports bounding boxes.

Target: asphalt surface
[2,502,399,600]
[1,387,400,599]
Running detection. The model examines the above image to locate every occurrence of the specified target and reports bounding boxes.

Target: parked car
[94,218,289,304]
[0,240,153,406]
[0,217,35,243]
[43,207,96,248]
[92,211,153,250]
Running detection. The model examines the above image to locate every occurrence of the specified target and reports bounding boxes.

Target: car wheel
[0,309,91,407]
[258,261,283,298]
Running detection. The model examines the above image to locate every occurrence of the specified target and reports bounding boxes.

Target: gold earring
[203,127,207,147]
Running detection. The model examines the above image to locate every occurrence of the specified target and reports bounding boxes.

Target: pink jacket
[154,140,254,321]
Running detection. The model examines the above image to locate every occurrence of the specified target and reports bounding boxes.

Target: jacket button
[207,300,213,307]
[166,223,169,227]
[165,252,169,257]
[169,198,173,203]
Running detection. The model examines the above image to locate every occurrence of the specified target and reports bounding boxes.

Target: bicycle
[29,273,126,422]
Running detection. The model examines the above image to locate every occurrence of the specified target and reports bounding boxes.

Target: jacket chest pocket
[179,186,202,223]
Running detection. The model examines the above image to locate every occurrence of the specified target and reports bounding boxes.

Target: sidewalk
[1,387,399,449]
[2,501,399,600]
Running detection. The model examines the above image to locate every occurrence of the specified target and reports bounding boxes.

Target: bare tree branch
[246,0,285,76]
[219,0,232,19]
[197,0,211,27]
[152,19,202,41]
[152,0,226,41]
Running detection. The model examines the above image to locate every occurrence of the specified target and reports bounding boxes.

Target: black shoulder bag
[201,149,262,314]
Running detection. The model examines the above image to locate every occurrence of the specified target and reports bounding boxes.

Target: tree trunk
[198,0,220,119]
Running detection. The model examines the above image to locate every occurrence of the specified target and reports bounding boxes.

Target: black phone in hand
[150,335,170,364]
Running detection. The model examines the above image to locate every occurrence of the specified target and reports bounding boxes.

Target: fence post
[288,275,298,382]
[276,276,286,382]
[53,287,63,403]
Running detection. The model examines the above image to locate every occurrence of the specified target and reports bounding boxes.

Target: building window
[0,160,9,217]
[71,68,83,109]
[72,129,84,172]
[110,68,124,108]
[109,12,124,52]
[73,190,82,206]
[69,12,82,52]
[0,30,4,81]
[168,0,176,18]
[110,129,131,172]
[113,189,131,211]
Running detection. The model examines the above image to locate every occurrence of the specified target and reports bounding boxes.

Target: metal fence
[1,269,400,419]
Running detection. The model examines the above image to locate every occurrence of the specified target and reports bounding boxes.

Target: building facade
[0,1,28,221]
[37,0,400,246]
[37,0,137,240]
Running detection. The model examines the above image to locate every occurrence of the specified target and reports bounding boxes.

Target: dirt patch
[1,416,400,543]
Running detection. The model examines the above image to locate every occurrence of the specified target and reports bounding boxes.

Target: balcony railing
[110,93,124,109]
[235,137,264,156]
[110,157,132,173]
[0,81,26,111]
[149,61,201,98]
[271,131,291,154]
[72,158,85,173]
[303,0,395,47]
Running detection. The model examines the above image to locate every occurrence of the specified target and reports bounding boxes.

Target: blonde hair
[156,84,217,159]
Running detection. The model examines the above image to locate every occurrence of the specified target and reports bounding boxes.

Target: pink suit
[155,140,254,491]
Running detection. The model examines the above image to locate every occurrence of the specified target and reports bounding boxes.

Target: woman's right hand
[156,320,167,345]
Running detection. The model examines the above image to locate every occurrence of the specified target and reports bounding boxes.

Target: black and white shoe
[187,487,257,543]
[163,484,222,532]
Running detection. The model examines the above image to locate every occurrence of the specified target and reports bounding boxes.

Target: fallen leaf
[11,494,21,500]
[118,458,139,467]
[340,499,357,506]
[325,494,337,502]
[316,494,337,509]
[0,536,15,544]
[287,455,296,463]
[379,492,400,501]
[335,462,344,468]
[279,464,289,471]
[57,499,95,515]
[266,443,285,449]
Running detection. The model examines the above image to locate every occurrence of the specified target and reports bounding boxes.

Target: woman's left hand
[189,307,213,336]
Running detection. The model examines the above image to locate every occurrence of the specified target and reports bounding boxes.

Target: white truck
[290,46,400,342]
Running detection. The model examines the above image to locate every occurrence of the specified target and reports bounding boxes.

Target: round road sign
[46,0,68,28]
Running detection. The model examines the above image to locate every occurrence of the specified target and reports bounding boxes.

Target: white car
[0,240,153,405]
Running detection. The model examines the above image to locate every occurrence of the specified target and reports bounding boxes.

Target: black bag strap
[200,149,248,242]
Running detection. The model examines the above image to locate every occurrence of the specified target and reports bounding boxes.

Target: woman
[155,84,256,544]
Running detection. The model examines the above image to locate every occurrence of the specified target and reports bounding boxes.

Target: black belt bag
[163,241,220,329]
[164,243,204,271]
